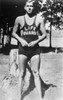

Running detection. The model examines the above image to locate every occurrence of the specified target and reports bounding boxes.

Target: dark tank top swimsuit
[18,15,40,57]
[20,15,38,44]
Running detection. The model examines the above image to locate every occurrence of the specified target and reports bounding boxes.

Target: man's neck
[25,13,35,18]
[26,11,36,17]
[25,13,36,25]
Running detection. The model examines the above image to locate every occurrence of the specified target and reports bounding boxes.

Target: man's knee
[32,70,39,77]
[19,70,26,79]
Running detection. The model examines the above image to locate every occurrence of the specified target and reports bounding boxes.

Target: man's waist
[21,35,38,43]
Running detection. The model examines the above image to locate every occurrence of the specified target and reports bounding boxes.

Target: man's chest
[19,17,40,30]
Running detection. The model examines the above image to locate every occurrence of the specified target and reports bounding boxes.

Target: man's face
[25,2,34,14]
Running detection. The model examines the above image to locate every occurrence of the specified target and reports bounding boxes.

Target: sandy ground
[0,52,63,100]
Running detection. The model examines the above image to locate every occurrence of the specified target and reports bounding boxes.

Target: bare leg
[30,55,42,100]
[18,55,28,100]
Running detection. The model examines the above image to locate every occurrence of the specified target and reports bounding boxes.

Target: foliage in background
[37,0,63,29]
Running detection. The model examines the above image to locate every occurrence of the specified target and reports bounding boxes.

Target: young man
[12,0,46,99]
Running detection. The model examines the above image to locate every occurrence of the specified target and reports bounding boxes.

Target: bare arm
[36,16,47,43]
[12,17,28,47]
[12,17,23,42]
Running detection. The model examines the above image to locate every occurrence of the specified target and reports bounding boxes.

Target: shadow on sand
[21,65,57,100]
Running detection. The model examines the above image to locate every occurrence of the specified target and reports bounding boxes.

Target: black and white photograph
[0,0,63,100]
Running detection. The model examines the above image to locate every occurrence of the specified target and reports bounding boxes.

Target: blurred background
[0,0,63,54]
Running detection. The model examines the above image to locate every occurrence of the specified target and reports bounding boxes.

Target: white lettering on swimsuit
[21,30,36,36]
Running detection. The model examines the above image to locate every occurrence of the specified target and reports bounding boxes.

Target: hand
[28,40,38,47]
[20,38,29,47]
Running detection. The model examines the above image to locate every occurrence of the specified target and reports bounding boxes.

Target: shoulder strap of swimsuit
[24,15,36,26]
